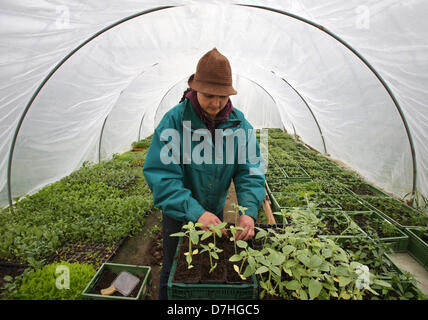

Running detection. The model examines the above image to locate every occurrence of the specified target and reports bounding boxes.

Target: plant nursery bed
[360,196,428,229]
[45,240,124,270]
[330,193,373,213]
[317,211,366,242]
[82,262,151,300]
[347,211,409,252]
[270,192,342,212]
[0,264,28,299]
[168,235,258,300]
[345,182,389,197]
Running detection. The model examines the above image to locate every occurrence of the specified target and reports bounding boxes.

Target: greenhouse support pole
[275,74,328,154]
[98,115,109,163]
[137,113,146,142]
[6,6,177,210]
[238,4,417,197]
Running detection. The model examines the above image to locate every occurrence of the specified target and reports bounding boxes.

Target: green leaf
[300,289,308,300]
[373,279,392,288]
[339,276,352,287]
[201,231,212,241]
[190,233,199,245]
[308,278,322,300]
[282,245,295,256]
[170,232,185,237]
[255,266,269,274]
[297,254,310,267]
[285,280,301,291]
[308,255,323,269]
[322,248,332,258]
[229,254,243,262]
[236,240,248,249]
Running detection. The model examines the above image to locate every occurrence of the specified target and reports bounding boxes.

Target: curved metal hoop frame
[239,4,417,196]
[7,4,417,209]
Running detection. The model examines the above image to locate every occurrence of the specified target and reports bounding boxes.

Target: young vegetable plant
[170,221,204,269]
[200,242,223,273]
[201,222,227,247]
[229,240,254,280]
[227,203,247,254]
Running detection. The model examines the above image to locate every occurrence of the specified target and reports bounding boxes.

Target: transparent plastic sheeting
[0,0,427,207]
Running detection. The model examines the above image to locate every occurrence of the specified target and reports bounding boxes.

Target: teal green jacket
[142,99,266,222]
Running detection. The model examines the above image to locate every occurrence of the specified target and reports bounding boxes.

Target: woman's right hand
[197,211,227,235]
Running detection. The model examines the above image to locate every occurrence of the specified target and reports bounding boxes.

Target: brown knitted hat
[188,48,237,96]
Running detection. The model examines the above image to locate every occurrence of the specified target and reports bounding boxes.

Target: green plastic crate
[405,227,428,270]
[270,192,342,212]
[167,237,259,300]
[345,183,389,197]
[82,262,151,300]
[360,196,428,229]
[317,211,367,244]
[346,211,409,252]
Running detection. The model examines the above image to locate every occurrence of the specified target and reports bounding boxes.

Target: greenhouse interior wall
[0,0,427,303]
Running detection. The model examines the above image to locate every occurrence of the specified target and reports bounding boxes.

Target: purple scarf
[185,90,234,138]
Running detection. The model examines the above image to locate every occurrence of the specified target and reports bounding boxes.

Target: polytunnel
[1,0,428,210]
[1,0,428,303]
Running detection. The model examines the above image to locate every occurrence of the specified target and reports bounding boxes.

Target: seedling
[200,242,223,273]
[201,222,227,247]
[170,221,204,269]
[229,225,244,254]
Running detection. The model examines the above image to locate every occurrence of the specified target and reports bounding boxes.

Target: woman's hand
[197,211,227,235]
[235,215,255,241]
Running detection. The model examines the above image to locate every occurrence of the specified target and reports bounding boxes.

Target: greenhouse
[1,0,428,303]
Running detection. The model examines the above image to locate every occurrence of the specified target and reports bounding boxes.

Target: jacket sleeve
[142,115,206,222]
[233,123,266,220]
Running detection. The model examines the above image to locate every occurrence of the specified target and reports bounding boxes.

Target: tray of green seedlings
[270,191,342,212]
[328,193,374,213]
[271,153,311,181]
[265,161,287,179]
[346,211,409,252]
[359,195,428,229]
[316,210,367,243]
[333,174,389,197]
[265,178,321,195]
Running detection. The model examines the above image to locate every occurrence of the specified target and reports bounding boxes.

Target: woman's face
[196,92,229,119]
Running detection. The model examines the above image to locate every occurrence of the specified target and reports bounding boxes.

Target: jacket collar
[182,99,241,131]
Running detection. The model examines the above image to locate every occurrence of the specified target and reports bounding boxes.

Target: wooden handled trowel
[100,271,140,296]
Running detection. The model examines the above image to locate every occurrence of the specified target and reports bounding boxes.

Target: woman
[143,48,266,300]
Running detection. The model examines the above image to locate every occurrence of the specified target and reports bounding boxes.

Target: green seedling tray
[167,237,258,300]
[345,183,389,197]
[82,262,151,300]
[270,192,342,212]
[317,211,367,244]
[346,211,409,252]
[330,193,373,213]
[405,227,428,270]
[359,196,428,229]
[282,165,312,181]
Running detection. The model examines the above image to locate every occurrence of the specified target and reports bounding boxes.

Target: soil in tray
[91,270,146,298]
[173,229,251,284]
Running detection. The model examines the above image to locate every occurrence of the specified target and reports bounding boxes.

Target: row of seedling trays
[266,177,428,270]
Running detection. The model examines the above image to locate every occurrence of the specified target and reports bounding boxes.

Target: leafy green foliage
[0,158,153,266]
[12,262,95,300]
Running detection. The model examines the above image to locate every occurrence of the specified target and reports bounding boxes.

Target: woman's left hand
[235,215,255,241]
